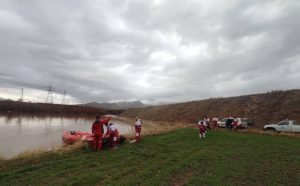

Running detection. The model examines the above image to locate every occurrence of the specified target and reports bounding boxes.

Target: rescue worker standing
[204,115,211,130]
[226,116,233,130]
[232,117,238,130]
[212,116,219,130]
[197,121,206,138]
[105,123,119,150]
[134,118,142,143]
[91,115,103,151]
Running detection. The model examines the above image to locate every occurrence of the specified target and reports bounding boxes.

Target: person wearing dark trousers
[204,115,211,130]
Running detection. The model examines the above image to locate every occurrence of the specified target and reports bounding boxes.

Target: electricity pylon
[45,86,54,104]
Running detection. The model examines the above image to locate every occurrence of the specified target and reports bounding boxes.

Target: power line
[45,85,54,104]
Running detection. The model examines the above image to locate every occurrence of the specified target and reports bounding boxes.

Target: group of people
[225,117,240,130]
[91,115,142,151]
[197,115,219,139]
[197,115,243,138]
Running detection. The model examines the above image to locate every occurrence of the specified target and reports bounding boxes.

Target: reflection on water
[0,114,132,158]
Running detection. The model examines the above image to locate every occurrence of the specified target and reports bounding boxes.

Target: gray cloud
[0,0,299,104]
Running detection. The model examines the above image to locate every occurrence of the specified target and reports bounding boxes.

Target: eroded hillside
[121,90,300,128]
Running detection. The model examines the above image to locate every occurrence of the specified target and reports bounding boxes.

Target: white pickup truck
[263,120,300,132]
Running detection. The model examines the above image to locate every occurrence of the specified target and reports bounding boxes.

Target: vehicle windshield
[278,121,289,125]
[222,118,228,122]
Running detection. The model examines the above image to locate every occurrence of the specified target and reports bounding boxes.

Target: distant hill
[85,100,147,109]
[121,89,300,128]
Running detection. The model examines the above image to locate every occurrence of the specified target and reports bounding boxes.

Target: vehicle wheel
[264,128,276,132]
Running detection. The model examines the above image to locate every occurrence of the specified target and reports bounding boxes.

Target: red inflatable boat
[62,131,126,146]
[62,131,92,144]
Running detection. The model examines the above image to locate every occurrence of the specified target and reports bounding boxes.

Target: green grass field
[1,128,300,186]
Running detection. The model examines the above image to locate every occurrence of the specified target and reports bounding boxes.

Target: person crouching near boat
[105,123,119,150]
[134,118,142,143]
[197,121,206,138]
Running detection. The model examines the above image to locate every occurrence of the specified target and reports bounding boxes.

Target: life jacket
[92,119,103,135]
[135,119,142,126]
[198,124,205,132]
[107,124,119,137]
[233,119,238,126]
[212,117,218,124]
[198,121,206,131]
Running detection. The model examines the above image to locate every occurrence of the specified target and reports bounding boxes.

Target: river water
[0,114,133,159]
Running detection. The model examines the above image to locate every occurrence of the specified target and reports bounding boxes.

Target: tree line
[0,100,123,116]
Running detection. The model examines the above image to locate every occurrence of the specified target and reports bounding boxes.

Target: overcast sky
[0,0,299,104]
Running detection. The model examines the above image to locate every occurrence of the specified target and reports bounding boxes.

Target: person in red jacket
[232,118,238,130]
[197,121,206,138]
[105,123,119,149]
[91,115,111,151]
[134,118,142,143]
[92,115,103,151]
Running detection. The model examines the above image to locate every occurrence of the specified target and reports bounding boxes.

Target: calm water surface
[0,114,132,158]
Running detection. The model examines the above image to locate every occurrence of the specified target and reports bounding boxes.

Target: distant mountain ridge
[85,100,147,109]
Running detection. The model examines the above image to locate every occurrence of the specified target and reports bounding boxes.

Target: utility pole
[19,88,24,102]
[62,90,66,105]
[45,85,54,104]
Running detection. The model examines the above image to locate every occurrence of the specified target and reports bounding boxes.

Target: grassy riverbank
[1,129,300,185]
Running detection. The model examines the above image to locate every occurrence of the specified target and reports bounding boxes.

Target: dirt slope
[121,90,300,128]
